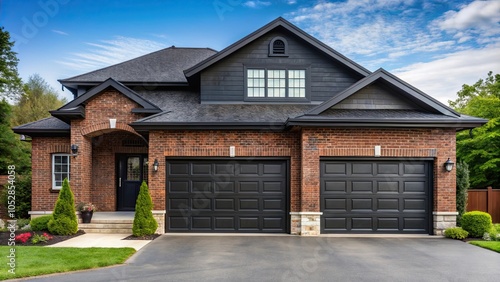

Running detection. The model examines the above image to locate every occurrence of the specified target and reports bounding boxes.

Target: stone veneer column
[433,211,458,235]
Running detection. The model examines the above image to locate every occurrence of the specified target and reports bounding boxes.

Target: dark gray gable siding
[332,82,422,110]
[200,28,364,103]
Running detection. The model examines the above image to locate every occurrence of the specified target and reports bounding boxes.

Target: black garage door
[166,159,288,233]
[321,159,431,234]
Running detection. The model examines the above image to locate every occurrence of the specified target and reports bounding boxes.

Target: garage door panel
[377,218,399,230]
[404,181,426,193]
[239,164,259,175]
[263,217,284,230]
[321,160,430,234]
[215,182,235,193]
[169,198,189,211]
[351,199,373,210]
[192,181,212,193]
[215,164,235,175]
[324,198,347,211]
[239,217,259,229]
[240,199,259,210]
[404,163,426,175]
[403,199,426,211]
[240,182,259,192]
[169,217,189,230]
[377,181,399,193]
[376,163,399,175]
[263,164,284,175]
[377,198,399,210]
[214,217,235,230]
[192,198,212,210]
[352,163,373,175]
[351,218,372,230]
[167,159,287,233]
[192,164,211,175]
[263,181,283,192]
[324,217,347,231]
[214,199,235,211]
[169,181,189,193]
[192,217,212,229]
[263,199,284,210]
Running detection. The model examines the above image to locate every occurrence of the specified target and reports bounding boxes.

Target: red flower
[15,232,32,243]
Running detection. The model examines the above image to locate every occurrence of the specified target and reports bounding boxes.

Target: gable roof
[184,17,371,78]
[51,78,161,123]
[307,68,460,117]
[59,47,217,89]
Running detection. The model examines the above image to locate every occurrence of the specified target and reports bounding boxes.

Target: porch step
[79,220,134,234]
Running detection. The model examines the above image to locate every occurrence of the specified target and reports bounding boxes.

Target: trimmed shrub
[455,161,469,226]
[444,227,469,240]
[132,181,158,236]
[47,178,78,235]
[461,211,493,238]
[30,215,52,231]
[483,224,500,241]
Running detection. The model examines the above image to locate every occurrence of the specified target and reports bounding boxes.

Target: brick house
[14,18,486,235]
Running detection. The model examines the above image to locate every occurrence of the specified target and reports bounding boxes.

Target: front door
[117,155,148,211]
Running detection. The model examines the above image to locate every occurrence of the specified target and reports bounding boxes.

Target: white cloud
[393,42,500,104]
[437,1,500,31]
[243,1,272,8]
[58,36,166,72]
[52,30,68,36]
[286,0,297,4]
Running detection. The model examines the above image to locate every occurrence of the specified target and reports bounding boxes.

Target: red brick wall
[31,137,71,211]
[300,128,456,212]
[148,130,301,211]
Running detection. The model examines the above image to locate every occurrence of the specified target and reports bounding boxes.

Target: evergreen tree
[47,178,78,235]
[132,181,158,236]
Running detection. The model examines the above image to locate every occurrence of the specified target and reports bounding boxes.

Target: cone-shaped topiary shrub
[133,181,158,236]
[461,211,492,238]
[47,178,78,235]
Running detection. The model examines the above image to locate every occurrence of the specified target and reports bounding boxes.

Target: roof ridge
[59,47,218,83]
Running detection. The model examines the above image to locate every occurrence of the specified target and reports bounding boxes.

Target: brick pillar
[433,129,457,235]
[148,131,166,234]
[292,129,322,236]
[71,122,92,204]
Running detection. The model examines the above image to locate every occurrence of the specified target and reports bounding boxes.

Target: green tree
[449,72,500,188]
[0,27,22,100]
[0,99,31,174]
[132,181,158,236]
[455,161,469,226]
[11,74,67,126]
[47,178,78,235]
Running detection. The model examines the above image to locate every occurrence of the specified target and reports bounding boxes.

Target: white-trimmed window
[52,154,70,189]
[247,68,306,99]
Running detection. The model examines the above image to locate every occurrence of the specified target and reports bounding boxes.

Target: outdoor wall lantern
[71,144,79,157]
[444,158,454,172]
[153,159,159,172]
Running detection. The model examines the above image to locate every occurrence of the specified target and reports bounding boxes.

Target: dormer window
[269,37,288,57]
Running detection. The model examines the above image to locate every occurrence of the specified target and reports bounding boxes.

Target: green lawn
[0,246,135,280]
[469,241,500,253]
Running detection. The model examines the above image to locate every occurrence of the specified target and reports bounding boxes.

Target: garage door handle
[119,177,122,188]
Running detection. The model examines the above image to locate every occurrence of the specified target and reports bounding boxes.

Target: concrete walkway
[47,233,152,250]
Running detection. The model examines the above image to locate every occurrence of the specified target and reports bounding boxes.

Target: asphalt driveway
[27,235,500,282]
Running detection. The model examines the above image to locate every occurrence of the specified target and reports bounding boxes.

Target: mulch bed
[122,234,160,240]
[0,230,85,246]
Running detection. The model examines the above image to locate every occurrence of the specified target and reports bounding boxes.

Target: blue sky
[1,0,499,103]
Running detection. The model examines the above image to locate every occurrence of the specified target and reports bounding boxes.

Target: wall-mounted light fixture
[153,159,159,172]
[444,158,454,172]
[71,144,79,157]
